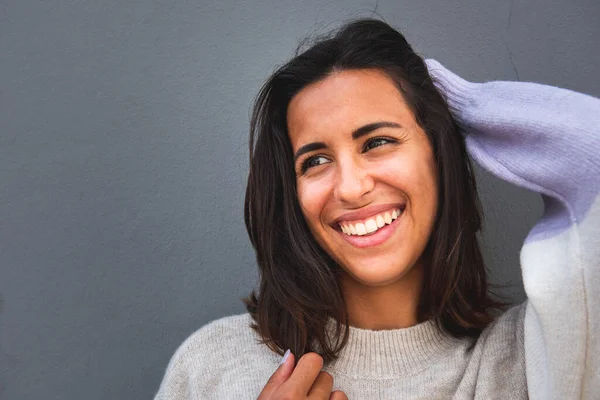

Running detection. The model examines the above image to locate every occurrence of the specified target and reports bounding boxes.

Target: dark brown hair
[243,18,504,364]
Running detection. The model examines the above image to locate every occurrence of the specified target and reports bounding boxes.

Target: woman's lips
[339,208,402,235]
[332,203,405,225]
[336,209,403,248]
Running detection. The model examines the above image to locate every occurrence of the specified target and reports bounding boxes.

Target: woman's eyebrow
[294,142,326,162]
[293,121,403,162]
[352,121,403,139]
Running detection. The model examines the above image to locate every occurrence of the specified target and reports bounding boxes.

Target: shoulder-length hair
[243,18,504,364]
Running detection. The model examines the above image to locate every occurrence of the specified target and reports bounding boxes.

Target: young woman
[154,19,599,399]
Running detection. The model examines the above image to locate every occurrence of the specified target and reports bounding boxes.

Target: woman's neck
[340,263,423,330]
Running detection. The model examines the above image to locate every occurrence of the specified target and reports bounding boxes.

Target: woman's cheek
[297,177,331,223]
[375,157,415,186]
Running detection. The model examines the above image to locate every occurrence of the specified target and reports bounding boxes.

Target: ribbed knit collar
[322,318,464,379]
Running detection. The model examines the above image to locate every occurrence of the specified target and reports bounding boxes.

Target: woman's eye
[301,155,329,173]
[363,137,393,151]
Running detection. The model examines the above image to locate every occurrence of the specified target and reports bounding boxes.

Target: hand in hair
[257,351,347,400]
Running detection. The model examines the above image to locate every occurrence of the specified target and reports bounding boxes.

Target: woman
[154,19,599,399]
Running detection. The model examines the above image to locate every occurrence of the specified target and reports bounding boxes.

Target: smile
[339,207,403,236]
[333,205,406,248]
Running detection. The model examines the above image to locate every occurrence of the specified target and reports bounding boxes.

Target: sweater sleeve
[425,59,600,400]
[153,342,196,400]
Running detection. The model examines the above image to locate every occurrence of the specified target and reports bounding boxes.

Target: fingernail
[279,349,290,366]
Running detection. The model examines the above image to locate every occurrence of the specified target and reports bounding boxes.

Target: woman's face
[287,69,438,288]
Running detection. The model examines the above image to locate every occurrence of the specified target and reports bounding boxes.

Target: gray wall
[1,0,598,399]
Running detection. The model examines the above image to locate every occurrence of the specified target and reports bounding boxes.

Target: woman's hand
[257,351,347,400]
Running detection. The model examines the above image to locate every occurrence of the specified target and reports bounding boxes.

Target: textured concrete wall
[1,0,598,398]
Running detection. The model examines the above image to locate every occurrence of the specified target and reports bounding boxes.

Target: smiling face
[287,69,439,290]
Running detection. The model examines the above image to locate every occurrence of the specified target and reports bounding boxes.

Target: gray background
[1,0,598,399]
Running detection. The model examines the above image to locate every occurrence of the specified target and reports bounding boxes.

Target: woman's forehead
[287,69,414,147]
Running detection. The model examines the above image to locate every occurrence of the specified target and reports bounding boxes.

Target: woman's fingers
[285,352,325,395]
[258,351,347,399]
[307,371,333,398]
[329,390,348,400]
[257,350,296,399]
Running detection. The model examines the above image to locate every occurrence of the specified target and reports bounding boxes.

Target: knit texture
[154,60,600,399]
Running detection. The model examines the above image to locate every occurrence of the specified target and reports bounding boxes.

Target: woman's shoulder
[154,314,280,398]
[189,312,255,339]
[488,301,526,330]
[457,302,528,395]
[170,313,262,363]
[479,302,526,346]
[475,301,527,367]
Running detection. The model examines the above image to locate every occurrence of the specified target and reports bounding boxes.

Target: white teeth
[384,212,392,224]
[365,219,377,233]
[339,208,403,237]
[355,223,367,235]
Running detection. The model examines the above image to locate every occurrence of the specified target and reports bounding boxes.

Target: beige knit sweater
[154,304,525,399]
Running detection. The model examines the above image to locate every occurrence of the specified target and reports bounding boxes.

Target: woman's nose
[333,158,374,204]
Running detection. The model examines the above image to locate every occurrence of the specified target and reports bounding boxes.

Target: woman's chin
[340,259,414,288]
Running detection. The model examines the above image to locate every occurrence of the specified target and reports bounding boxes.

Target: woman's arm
[426,59,600,400]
